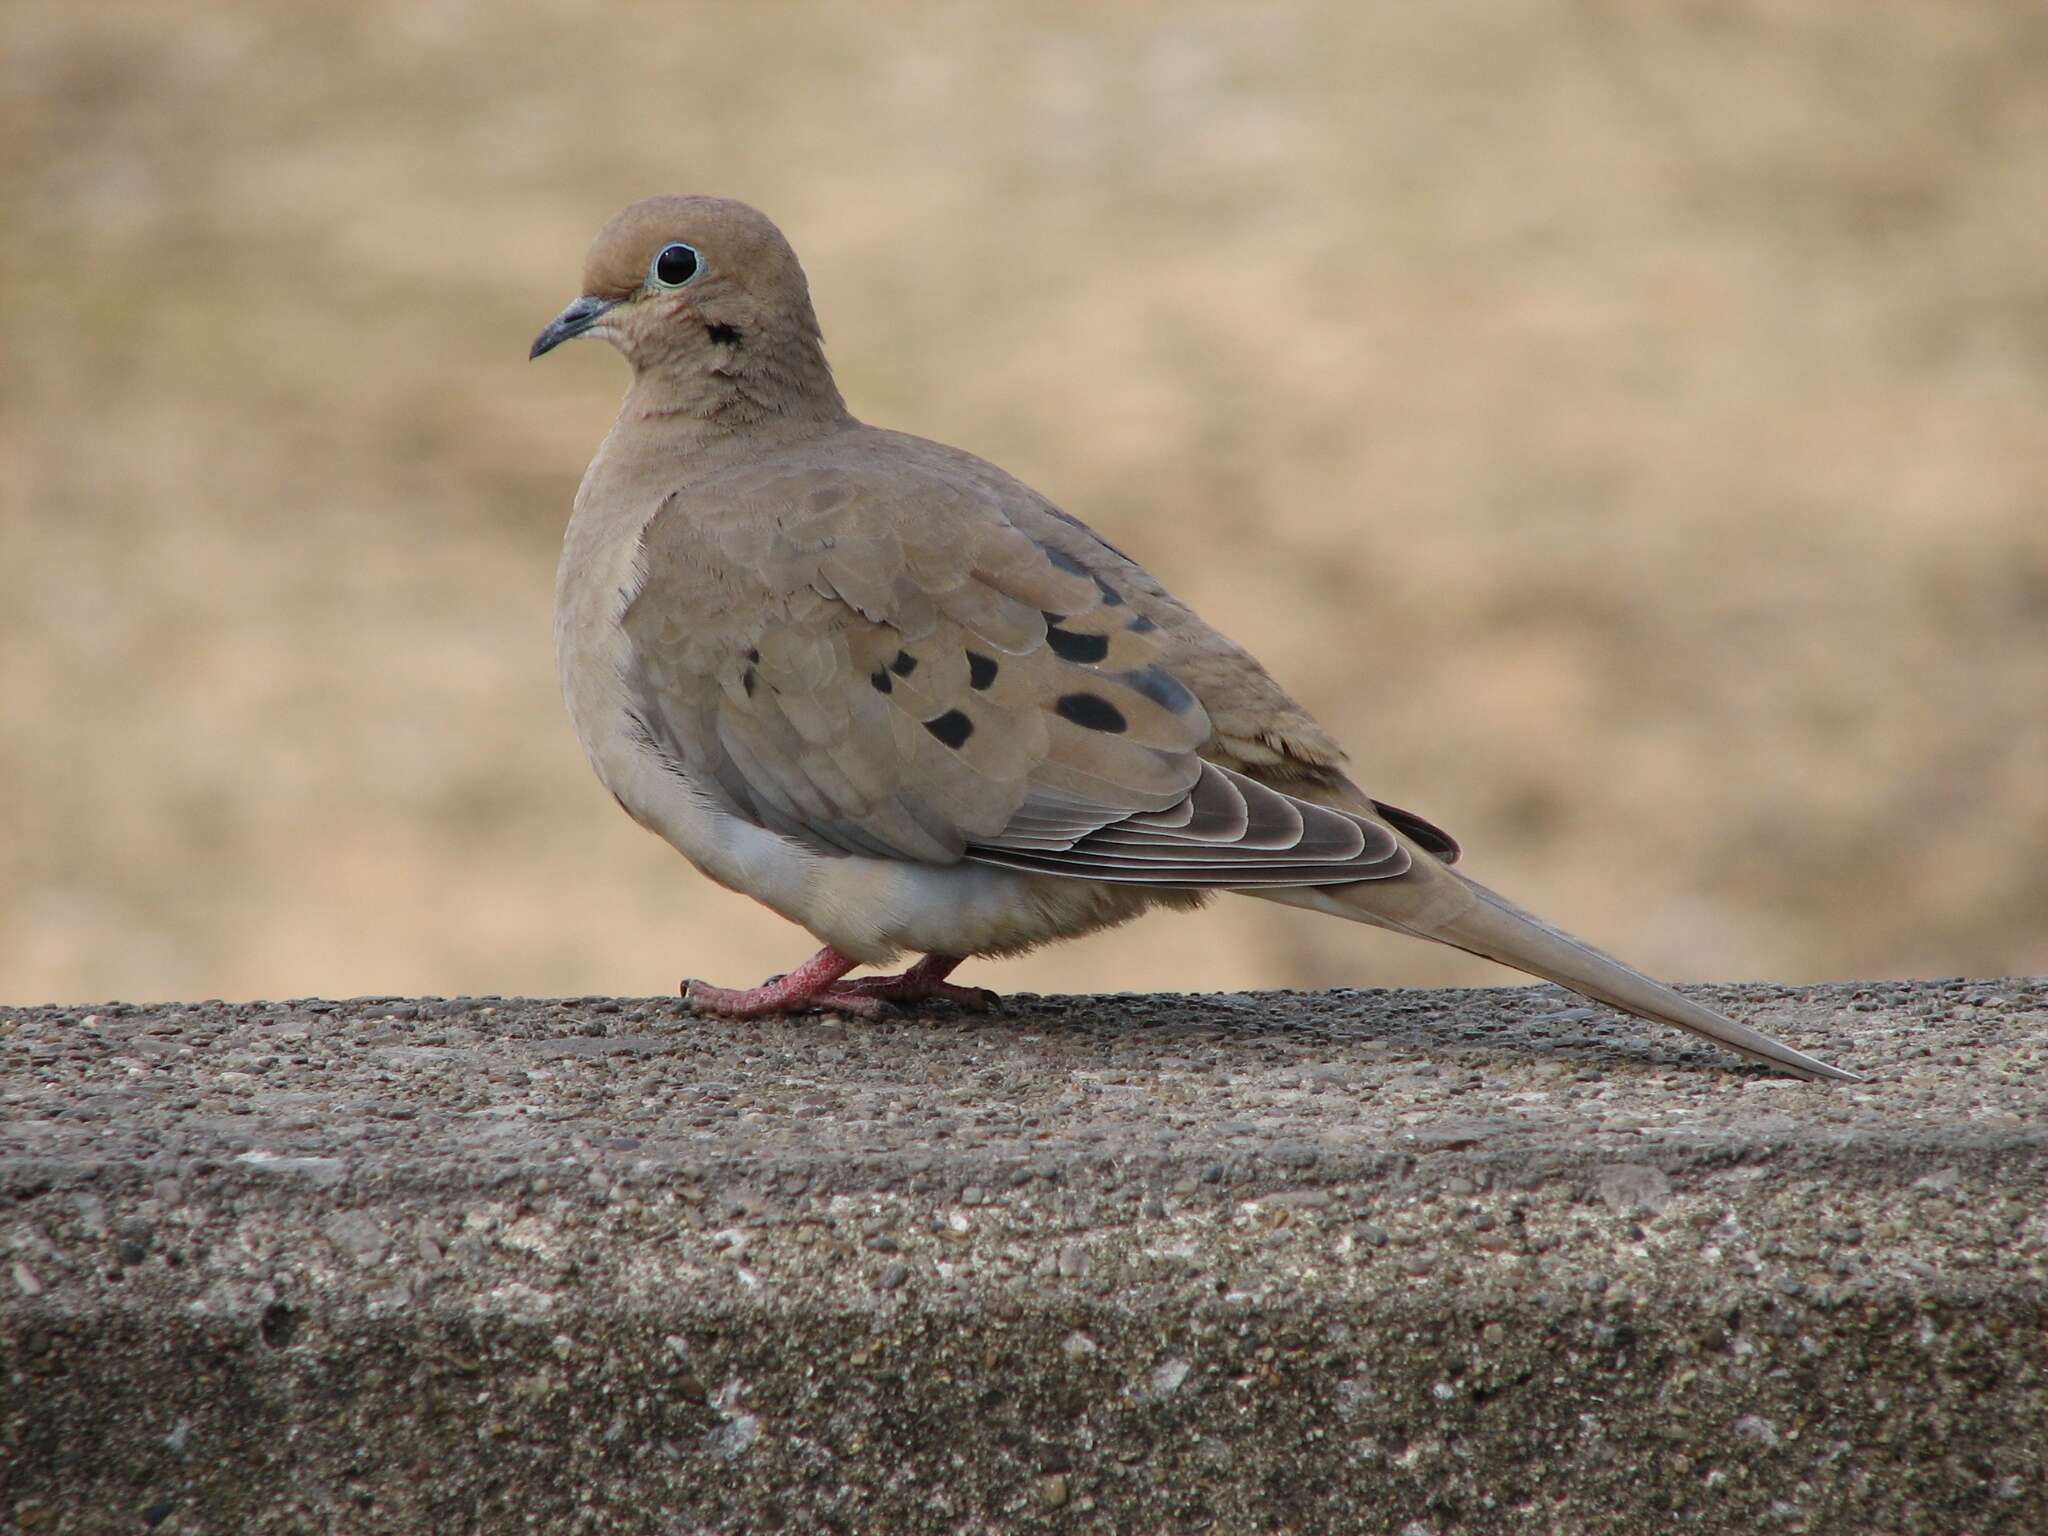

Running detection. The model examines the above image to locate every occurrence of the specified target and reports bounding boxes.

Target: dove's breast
[549,452,927,959]
[553,459,813,912]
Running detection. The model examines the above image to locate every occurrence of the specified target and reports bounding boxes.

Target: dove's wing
[1003,487,1464,863]
[620,430,1410,886]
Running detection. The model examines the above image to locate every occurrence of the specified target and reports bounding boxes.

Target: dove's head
[531,196,844,421]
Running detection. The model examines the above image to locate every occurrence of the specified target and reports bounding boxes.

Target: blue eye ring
[650,242,702,289]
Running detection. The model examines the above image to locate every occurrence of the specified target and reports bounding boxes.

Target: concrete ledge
[3,978,2044,1533]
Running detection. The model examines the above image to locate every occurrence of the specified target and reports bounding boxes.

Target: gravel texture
[2,978,2045,1533]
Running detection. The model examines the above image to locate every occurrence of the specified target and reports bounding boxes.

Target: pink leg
[833,954,996,1010]
[682,949,997,1019]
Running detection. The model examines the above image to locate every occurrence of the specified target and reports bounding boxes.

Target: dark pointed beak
[529,295,619,360]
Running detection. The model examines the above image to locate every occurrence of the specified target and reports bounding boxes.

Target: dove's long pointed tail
[1261,859,1858,1082]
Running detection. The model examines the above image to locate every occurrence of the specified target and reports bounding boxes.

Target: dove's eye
[650,243,702,289]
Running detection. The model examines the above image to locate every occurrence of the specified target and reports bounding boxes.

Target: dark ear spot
[706,322,743,347]
[966,651,999,690]
[1055,693,1127,733]
[1044,619,1110,665]
[923,709,974,749]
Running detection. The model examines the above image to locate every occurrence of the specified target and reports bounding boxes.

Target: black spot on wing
[1126,613,1158,633]
[890,651,919,678]
[1039,541,1124,605]
[870,668,892,694]
[924,709,975,749]
[1119,665,1197,714]
[967,651,999,690]
[1055,693,1127,733]
[743,666,758,697]
[1042,545,1090,577]
[1044,619,1110,665]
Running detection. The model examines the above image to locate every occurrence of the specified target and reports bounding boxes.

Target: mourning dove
[531,195,1855,1082]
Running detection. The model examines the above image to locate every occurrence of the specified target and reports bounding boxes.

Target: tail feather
[1262,861,1858,1082]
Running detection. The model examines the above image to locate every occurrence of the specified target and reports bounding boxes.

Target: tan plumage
[533,195,1856,1082]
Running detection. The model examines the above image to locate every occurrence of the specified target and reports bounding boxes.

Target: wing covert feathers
[618,431,1428,886]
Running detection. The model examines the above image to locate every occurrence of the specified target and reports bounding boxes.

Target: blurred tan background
[4,1,2045,1007]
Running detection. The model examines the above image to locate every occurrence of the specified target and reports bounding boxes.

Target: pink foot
[683,946,882,1019]
[681,949,997,1018]
[832,954,997,1011]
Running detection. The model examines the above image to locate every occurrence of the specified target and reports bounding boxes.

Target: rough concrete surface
[2,977,2044,1534]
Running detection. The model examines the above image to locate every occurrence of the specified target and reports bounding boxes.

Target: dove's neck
[624,325,849,443]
